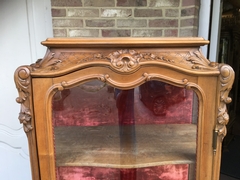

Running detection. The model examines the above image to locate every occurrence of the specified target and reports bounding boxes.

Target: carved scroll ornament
[216,64,235,141]
[14,66,33,133]
[108,49,141,73]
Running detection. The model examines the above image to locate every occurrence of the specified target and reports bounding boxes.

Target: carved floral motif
[140,52,174,62]
[14,66,33,133]
[216,64,235,141]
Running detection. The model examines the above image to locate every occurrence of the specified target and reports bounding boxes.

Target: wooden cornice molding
[29,38,219,78]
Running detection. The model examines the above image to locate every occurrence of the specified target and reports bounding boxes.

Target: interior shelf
[54,124,196,169]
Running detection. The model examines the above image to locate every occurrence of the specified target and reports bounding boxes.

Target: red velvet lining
[52,88,194,126]
[57,164,189,180]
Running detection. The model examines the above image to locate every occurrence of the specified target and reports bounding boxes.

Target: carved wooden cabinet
[14,38,234,180]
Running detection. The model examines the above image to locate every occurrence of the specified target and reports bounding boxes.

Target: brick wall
[51,0,199,37]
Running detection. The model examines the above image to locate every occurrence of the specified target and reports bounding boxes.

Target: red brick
[164,29,178,37]
[67,9,99,17]
[117,19,147,27]
[102,29,131,37]
[133,29,162,37]
[52,9,66,17]
[53,29,67,37]
[117,0,147,6]
[51,0,82,6]
[85,19,115,27]
[182,0,200,6]
[165,9,179,17]
[84,0,115,7]
[101,9,132,17]
[180,28,198,37]
[149,0,179,7]
[181,18,198,27]
[149,19,178,27]
[53,19,83,27]
[181,7,198,16]
[134,9,162,17]
[69,29,99,37]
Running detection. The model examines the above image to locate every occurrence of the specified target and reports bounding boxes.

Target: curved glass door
[52,80,198,180]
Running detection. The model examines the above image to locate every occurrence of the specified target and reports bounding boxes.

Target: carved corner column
[14,66,33,133]
[216,64,235,141]
[14,66,40,180]
[212,64,235,180]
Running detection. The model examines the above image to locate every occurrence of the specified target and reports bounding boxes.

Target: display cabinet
[14,38,234,180]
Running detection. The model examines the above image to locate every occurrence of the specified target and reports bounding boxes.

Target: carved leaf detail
[187,50,218,70]
[31,50,62,71]
[19,111,33,133]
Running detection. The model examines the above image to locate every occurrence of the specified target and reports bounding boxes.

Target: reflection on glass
[52,80,198,180]
[139,81,186,116]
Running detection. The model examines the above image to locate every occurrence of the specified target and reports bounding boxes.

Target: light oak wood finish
[14,38,234,180]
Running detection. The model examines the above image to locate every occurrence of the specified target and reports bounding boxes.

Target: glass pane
[52,80,198,180]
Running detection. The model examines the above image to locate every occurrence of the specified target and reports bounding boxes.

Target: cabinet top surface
[41,37,209,48]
